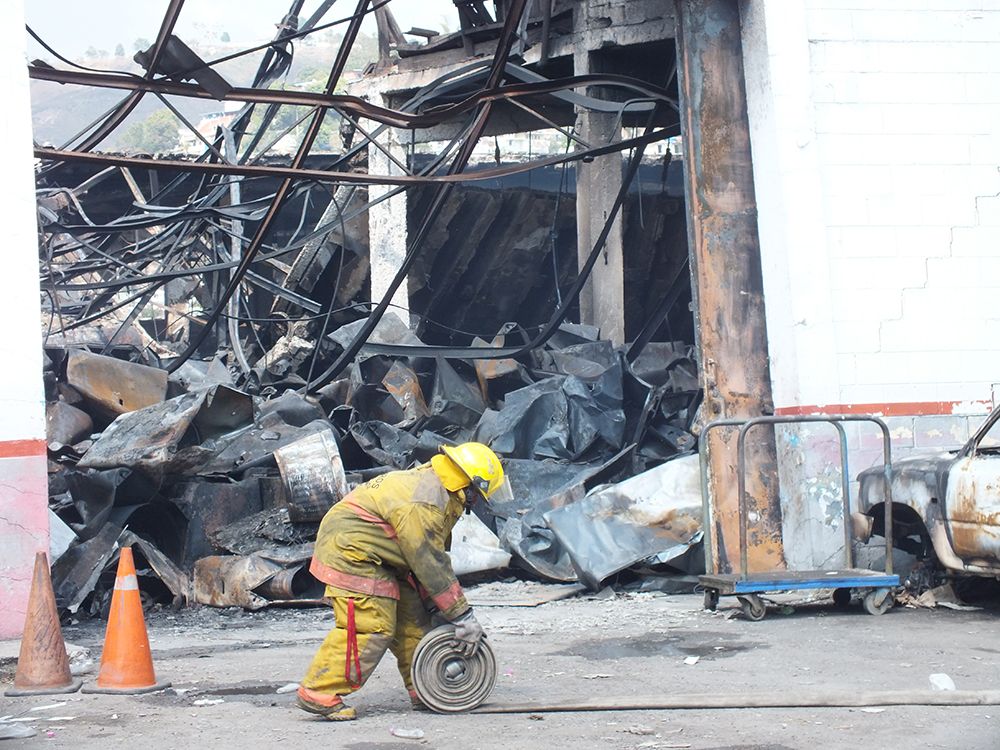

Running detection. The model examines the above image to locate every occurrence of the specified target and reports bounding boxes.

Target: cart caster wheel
[862,588,894,616]
[738,594,766,621]
[704,588,720,612]
[832,587,852,609]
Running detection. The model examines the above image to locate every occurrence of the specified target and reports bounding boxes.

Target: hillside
[29,30,380,150]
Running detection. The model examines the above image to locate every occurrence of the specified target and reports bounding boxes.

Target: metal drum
[274,430,348,522]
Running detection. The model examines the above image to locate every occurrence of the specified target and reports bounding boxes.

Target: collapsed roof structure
[30,0,782,613]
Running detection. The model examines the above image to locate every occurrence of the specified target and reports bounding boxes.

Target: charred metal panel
[948,455,1000,562]
[66,350,168,416]
[545,454,702,589]
[408,185,579,343]
[675,0,784,573]
[46,401,93,446]
[76,385,253,481]
[166,474,285,569]
[192,545,320,610]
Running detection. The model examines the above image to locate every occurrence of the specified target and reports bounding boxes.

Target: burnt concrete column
[366,112,411,326]
[574,49,626,345]
[675,0,785,573]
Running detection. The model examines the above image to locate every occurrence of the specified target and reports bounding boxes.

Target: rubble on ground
[42,313,704,616]
[33,2,702,618]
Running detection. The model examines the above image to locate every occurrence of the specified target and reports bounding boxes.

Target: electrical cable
[36,125,676,190]
[547,129,574,307]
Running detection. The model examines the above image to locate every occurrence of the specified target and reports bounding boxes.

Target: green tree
[118,120,146,151]
[133,37,150,52]
[84,46,98,58]
[220,31,231,42]
[145,109,180,151]
[118,109,180,153]
[115,43,125,57]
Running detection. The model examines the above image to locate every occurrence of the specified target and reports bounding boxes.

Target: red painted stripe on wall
[0,439,47,459]
[774,401,993,417]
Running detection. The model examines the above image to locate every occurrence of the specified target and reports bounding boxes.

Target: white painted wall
[746,0,1000,415]
[742,0,1000,569]
[741,0,840,412]
[1,7,46,441]
[0,0,51,639]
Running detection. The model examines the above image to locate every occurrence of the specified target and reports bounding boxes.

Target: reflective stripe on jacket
[310,464,469,620]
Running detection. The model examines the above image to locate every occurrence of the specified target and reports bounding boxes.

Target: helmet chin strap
[462,487,478,512]
[462,482,489,511]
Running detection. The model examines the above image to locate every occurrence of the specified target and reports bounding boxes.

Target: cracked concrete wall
[0,1,49,639]
[742,0,1000,567]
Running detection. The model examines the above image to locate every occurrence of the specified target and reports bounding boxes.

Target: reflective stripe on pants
[300,584,432,699]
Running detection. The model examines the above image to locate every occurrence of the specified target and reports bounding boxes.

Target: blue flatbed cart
[698,415,900,621]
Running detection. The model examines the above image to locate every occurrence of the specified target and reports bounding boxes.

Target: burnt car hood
[856,450,959,512]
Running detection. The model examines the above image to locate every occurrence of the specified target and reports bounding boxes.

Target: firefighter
[296,442,511,721]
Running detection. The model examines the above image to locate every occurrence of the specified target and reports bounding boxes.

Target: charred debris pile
[32,0,701,617]
[42,321,703,616]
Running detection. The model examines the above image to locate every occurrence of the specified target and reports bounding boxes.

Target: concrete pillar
[575,110,626,345]
[0,0,51,639]
[740,0,844,571]
[366,115,411,327]
[574,46,626,346]
[676,0,785,574]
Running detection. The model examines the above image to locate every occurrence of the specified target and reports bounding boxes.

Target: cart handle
[699,415,894,580]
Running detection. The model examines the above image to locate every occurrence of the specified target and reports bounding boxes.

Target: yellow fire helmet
[441,442,512,503]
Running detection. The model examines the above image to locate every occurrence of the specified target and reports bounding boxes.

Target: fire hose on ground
[410,626,1000,715]
[410,624,498,713]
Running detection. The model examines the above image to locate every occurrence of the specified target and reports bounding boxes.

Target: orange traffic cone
[5,552,82,696]
[82,547,170,694]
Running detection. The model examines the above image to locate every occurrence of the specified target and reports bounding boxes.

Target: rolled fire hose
[411,624,497,713]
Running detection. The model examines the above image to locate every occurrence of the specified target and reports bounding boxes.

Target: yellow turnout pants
[301,584,432,700]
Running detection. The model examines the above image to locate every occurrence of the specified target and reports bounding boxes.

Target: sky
[24,1,459,59]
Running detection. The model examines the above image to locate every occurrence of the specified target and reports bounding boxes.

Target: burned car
[854,404,1000,582]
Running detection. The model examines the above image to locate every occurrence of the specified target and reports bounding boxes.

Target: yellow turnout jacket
[309,463,470,620]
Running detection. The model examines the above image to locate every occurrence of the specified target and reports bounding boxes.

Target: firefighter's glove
[451,610,485,656]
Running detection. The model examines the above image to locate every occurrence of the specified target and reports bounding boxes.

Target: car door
[945,407,1000,563]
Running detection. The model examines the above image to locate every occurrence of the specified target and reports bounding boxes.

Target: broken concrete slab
[254,331,315,379]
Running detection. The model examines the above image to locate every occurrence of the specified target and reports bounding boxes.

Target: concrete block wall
[741,0,1000,569]
[809,2,1000,412]
[746,0,1000,417]
[0,0,50,639]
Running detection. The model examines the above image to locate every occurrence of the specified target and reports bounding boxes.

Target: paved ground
[2,585,999,749]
